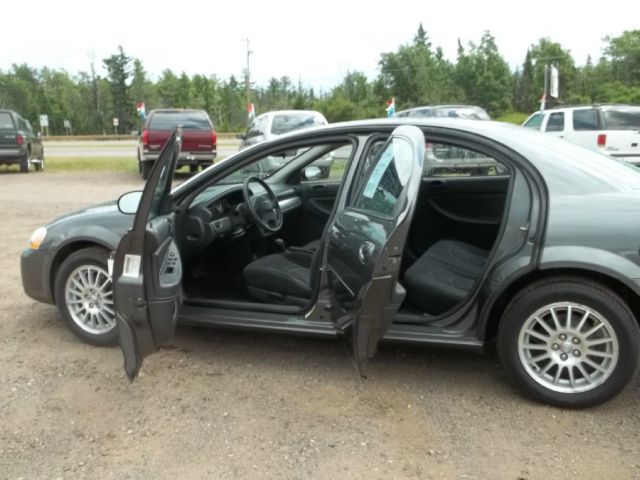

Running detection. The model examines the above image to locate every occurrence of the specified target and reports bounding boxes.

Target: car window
[423,143,506,177]
[523,112,543,129]
[302,144,353,182]
[17,117,29,131]
[149,111,211,131]
[0,112,14,129]
[270,113,326,135]
[352,137,413,217]
[603,108,640,131]
[573,109,600,131]
[545,112,565,132]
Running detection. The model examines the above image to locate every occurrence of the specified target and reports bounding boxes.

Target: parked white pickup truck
[522,105,640,165]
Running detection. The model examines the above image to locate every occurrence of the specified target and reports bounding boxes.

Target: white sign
[122,254,141,278]
[550,66,559,99]
[39,115,49,128]
[63,120,71,129]
[113,117,119,127]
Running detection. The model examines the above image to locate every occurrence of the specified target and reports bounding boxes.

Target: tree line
[1,26,639,134]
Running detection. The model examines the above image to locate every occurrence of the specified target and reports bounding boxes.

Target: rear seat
[403,240,488,315]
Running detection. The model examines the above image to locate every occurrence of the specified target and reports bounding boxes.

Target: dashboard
[181,183,301,258]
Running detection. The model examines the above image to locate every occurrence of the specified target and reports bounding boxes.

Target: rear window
[149,111,211,131]
[603,108,640,131]
[573,109,600,131]
[402,107,490,120]
[270,113,326,135]
[0,112,15,129]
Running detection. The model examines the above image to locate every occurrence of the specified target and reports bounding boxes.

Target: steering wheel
[242,176,283,233]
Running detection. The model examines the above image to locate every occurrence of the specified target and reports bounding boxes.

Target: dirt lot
[1,170,639,479]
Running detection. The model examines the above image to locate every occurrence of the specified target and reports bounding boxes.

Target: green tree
[455,32,512,116]
[103,46,133,132]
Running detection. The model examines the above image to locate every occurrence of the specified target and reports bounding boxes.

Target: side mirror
[303,166,322,181]
[117,191,143,215]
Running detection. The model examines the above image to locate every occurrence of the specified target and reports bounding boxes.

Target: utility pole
[243,38,253,125]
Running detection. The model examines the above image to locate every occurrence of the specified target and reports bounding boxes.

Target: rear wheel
[189,164,198,173]
[141,161,152,180]
[19,150,30,173]
[54,247,117,346]
[498,277,640,408]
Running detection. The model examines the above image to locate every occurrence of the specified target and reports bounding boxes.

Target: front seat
[243,248,320,306]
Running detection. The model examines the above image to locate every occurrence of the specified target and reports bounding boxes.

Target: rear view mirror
[117,191,143,215]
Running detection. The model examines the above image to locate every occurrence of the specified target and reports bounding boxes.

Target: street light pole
[244,38,253,125]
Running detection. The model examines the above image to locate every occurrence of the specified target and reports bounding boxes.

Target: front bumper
[21,248,54,304]
[141,151,217,166]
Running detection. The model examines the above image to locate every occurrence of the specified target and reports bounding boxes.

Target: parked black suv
[0,109,44,173]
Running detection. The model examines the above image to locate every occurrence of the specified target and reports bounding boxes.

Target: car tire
[498,277,640,408]
[34,152,44,172]
[141,161,152,180]
[54,247,117,347]
[200,162,213,171]
[189,165,198,174]
[19,151,30,173]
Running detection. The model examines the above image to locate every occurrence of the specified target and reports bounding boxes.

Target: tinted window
[523,112,543,129]
[401,107,490,120]
[545,112,565,132]
[0,112,15,129]
[603,108,640,130]
[353,137,413,217]
[149,111,211,131]
[270,113,326,135]
[424,143,506,177]
[573,109,600,131]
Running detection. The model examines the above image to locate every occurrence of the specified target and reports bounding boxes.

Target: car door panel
[288,182,340,245]
[410,175,509,253]
[324,125,425,373]
[113,128,183,380]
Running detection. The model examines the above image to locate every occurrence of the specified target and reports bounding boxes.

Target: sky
[2,0,638,92]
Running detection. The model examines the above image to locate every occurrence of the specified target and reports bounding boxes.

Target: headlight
[29,227,47,250]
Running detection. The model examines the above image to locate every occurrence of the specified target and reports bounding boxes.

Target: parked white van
[522,105,640,165]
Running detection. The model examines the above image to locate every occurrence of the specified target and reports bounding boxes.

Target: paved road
[44,139,241,160]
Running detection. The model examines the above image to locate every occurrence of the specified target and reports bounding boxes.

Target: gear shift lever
[274,238,286,252]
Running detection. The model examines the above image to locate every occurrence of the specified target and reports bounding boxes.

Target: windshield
[271,113,326,135]
[216,147,312,185]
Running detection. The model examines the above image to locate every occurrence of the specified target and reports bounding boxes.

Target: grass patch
[46,157,138,172]
[496,112,530,125]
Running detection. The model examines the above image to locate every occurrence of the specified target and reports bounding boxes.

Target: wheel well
[484,268,640,340]
[49,241,111,303]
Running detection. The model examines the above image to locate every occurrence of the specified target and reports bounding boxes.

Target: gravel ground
[1,170,639,480]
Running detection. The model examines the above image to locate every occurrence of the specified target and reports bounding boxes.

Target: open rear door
[325,125,425,374]
[113,128,183,380]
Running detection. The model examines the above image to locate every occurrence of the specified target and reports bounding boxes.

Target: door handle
[312,185,326,192]
[358,241,375,264]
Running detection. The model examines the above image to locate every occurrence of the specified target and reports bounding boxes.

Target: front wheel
[498,277,640,408]
[54,247,117,346]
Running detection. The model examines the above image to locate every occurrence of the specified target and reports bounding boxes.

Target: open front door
[113,128,183,380]
[326,125,425,374]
